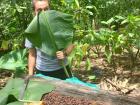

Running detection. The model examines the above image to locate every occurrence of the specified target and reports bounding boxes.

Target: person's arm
[64,44,75,56]
[28,48,36,75]
[56,44,75,60]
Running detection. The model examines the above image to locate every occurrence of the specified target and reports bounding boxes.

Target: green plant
[0,0,32,49]
[25,10,74,77]
[25,10,73,56]
[68,43,92,70]
[0,78,55,105]
[93,28,123,63]
[91,14,140,68]
[120,15,140,66]
[0,49,27,77]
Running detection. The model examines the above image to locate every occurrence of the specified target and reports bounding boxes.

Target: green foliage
[68,43,92,70]
[25,10,74,77]
[93,0,140,21]
[0,0,32,49]
[0,95,9,105]
[22,80,55,101]
[122,15,140,49]
[85,58,92,71]
[0,0,140,74]
[88,75,96,80]
[25,10,73,56]
[50,0,140,68]
[0,78,55,105]
[0,49,27,76]
[92,15,140,64]
[7,101,23,105]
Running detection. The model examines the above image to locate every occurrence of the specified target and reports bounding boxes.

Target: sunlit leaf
[23,80,55,101]
[74,0,80,8]
[135,40,140,48]
[7,101,23,105]
[86,58,92,71]
[121,19,128,25]
[0,94,9,105]
[1,40,9,50]
[0,49,27,71]
[25,10,73,56]
[88,76,96,80]
[0,78,55,104]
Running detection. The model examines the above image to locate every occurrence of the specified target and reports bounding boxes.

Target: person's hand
[26,75,33,79]
[34,0,49,15]
[56,51,65,60]
[28,72,33,76]
[24,75,32,84]
[28,68,34,76]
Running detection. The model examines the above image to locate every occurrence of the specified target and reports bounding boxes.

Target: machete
[19,76,31,100]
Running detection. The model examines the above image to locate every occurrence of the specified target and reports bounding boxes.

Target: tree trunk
[31,77,140,105]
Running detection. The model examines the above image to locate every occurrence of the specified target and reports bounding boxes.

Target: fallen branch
[105,78,135,95]
[105,78,121,91]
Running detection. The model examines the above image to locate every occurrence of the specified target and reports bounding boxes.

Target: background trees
[0,0,140,78]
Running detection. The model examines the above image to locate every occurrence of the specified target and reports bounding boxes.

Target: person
[25,0,74,80]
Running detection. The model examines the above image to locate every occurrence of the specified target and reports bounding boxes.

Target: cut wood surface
[31,77,140,105]
[24,101,45,105]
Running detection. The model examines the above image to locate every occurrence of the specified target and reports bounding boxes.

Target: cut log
[31,77,140,105]
[24,101,45,105]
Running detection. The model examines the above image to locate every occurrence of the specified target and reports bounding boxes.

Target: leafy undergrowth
[0,70,12,89]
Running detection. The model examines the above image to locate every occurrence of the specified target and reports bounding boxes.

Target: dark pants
[36,66,72,80]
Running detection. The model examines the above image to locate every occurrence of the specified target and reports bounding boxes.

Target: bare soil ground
[72,54,140,99]
[0,70,11,89]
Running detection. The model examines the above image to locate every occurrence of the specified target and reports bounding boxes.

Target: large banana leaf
[7,101,23,105]
[22,80,55,101]
[25,10,73,56]
[0,79,23,105]
[0,49,27,71]
[0,94,9,105]
[0,78,55,105]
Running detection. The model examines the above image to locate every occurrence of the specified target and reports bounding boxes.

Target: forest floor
[73,53,140,99]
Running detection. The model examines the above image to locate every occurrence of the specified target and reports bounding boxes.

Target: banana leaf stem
[61,60,70,78]
[38,11,71,78]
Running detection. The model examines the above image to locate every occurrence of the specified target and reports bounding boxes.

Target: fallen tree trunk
[31,77,140,105]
